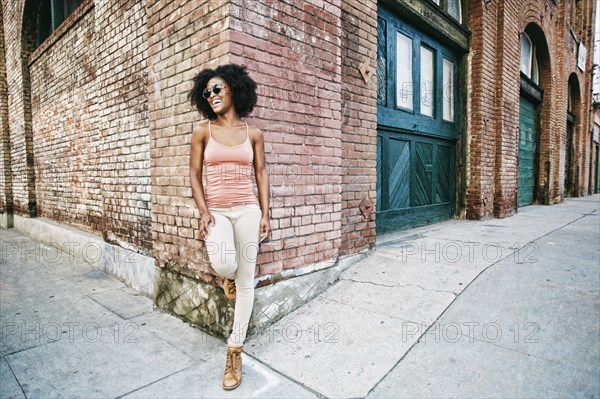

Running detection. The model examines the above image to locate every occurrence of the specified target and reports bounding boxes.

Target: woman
[188,64,271,390]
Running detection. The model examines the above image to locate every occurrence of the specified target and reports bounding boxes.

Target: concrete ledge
[153,250,371,341]
[13,215,155,296]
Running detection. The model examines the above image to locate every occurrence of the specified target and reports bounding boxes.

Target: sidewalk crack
[340,277,455,295]
[340,276,396,288]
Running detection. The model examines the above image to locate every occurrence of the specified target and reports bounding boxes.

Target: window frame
[520,32,540,85]
[36,0,85,47]
[430,0,463,25]
[395,30,416,113]
[377,5,460,140]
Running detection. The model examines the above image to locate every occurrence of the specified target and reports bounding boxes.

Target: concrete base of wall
[12,215,155,296]
[1,212,14,229]
[153,251,371,341]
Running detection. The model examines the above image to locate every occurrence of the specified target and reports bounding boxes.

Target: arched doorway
[565,74,581,197]
[518,24,551,207]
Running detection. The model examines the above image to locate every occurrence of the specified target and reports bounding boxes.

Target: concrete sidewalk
[1,196,599,398]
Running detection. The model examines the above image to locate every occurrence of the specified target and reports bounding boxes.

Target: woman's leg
[205,210,237,280]
[227,204,262,347]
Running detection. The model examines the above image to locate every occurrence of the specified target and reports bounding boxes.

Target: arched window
[520,32,540,84]
[36,0,84,46]
[567,81,574,113]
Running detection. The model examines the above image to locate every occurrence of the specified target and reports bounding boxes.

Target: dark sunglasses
[202,83,226,99]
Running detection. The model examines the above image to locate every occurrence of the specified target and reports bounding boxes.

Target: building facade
[0,0,596,338]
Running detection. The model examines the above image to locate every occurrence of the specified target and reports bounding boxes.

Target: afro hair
[188,64,257,120]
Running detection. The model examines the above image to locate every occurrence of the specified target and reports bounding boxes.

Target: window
[396,32,413,111]
[520,32,540,84]
[567,82,574,113]
[420,46,434,117]
[36,0,84,46]
[392,31,456,123]
[447,0,462,23]
[443,58,454,121]
[377,17,387,106]
[378,5,459,137]
[431,0,463,24]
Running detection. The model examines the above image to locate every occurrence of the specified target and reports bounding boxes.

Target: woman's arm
[189,124,214,240]
[251,127,271,242]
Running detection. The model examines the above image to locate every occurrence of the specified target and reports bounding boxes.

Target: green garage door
[518,95,537,207]
[376,6,459,233]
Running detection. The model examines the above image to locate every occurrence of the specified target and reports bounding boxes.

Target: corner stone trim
[153,252,369,341]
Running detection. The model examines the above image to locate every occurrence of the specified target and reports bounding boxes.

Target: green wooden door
[518,96,537,207]
[564,120,574,197]
[376,6,459,234]
[595,144,599,194]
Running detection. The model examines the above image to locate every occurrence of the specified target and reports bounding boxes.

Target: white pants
[205,203,262,347]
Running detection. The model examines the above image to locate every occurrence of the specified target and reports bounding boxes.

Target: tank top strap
[244,120,249,141]
[208,120,213,140]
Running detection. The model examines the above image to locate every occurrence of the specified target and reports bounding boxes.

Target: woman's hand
[259,216,271,243]
[199,211,215,241]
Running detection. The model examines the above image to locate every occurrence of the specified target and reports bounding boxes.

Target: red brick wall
[147,0,231,285]
[465,0,595,219]
[339,0,377,255]
[492,0,519,217]
[228,0,343,276]
[147,0,355,284]
[466,0,498,219]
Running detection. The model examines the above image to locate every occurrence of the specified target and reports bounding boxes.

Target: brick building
[0,0,596,338]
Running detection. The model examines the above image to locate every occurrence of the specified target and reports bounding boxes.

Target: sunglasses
[202,83,226,99]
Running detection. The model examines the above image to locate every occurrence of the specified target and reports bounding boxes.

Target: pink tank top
[203,121,259,208]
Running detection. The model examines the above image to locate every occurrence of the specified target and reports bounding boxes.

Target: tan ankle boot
[222,345,243,390]
[223,277,236,301]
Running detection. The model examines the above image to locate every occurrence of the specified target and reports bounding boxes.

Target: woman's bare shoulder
[247,124,264,143]
[192,121,210,142]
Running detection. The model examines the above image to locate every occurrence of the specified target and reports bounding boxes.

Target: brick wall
[3,0,36,216]
[228,0,343,278]
[0,0,12,215]
[146,0,350,285]
[465,0,497,219]
[2,0,151,255]
[94,0,151,252]
[339,0,377,255]
[147,0,231,285]
[465,0,595,219]
[492,0,519,217]
[29,4,99,231]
